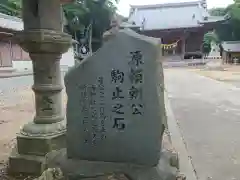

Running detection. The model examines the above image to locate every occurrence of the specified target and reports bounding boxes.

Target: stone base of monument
[8,132,66,175]
[8,147,46,175]
[44,131,183,180]
[17,133,66,156]
[45,148,180,180]
[8,119,67,175]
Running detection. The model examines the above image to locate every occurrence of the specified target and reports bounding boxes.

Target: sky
[117,0,234,16]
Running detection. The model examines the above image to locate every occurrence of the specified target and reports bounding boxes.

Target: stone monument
[59,29,175,179]
[65,29,162,166]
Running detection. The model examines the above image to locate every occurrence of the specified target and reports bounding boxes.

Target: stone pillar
[181,38,186,60]
[8,0,72,175]
[173,48,176,55]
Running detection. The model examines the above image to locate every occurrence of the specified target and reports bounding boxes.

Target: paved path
[165,69,240,180]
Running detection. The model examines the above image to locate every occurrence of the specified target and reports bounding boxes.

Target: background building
[222,41,240,64]
[127,0,225,60]
[0,12,74,72]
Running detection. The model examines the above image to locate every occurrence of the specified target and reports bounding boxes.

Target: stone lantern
[8,0,73,175]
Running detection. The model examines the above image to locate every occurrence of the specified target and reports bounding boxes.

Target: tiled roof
[120,22,140,28]
[0,12,23,31]
[130,1,205,9]
[128,0,223,31]
[199,15,226,24]
[222,41,240,52]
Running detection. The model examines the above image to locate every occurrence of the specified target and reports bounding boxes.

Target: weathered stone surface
[16,30,72,54]
[156,55,167,130]
[65,29,163,166]
[45,148,179,180]
[162,131,179,170]
[33,168,64,180]
[73,173,130,180]
[8,0,72,175]
[8,147,46,175]
[22,0,63,31]
[17,132,66,156]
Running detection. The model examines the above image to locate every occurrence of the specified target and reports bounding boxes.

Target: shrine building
[126,0,226,59]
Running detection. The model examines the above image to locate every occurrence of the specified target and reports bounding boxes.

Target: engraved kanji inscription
[113,117,126,130]
[129,86,142,100]
[131,104,144,115]
[129,68,143,84]
[90,85,97,96]
[91,108,97,119]
[41,96,54,111]
[129,51,144,66]
[111,69,125,84]
[112,103,124,115]
[112,86,124,100]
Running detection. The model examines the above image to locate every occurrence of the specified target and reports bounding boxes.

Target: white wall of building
[13,47,75,71]
[0,13,75,72]
[60,47,75,70]
[12,61,32,71]
[0,13,23,31]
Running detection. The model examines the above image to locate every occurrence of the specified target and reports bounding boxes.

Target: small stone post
[9,0,72,175]
[181,38,186,60]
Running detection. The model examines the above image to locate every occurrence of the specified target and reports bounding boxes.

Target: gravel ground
[0,74,67,179]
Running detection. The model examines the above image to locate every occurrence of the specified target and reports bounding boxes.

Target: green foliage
[0,0,21,17]
[209,1,240,42]
[234,0,240,3]
[8,0,21,9]
[202,32,212,55]
[63,0,119,51]
[204,31,220,44]
[0,0,118,51]
[202,42,211,54]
